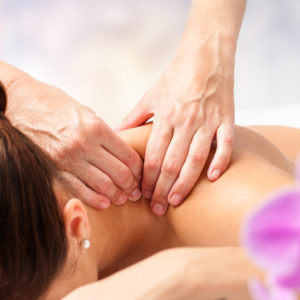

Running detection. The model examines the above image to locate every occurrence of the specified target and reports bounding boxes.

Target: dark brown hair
[0,80,6,112]
[0,83,68,299]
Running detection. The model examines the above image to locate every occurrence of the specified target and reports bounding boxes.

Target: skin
[1,0,247,215]
[44,124,299,299]
[118,0,247,215]
[0,61,143,208]
[63,248,262,300]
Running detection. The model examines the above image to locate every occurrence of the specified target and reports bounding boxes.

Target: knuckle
[172,181,185,193]
[182,113,198,128]
[83,117,105,136]
[173,181,189,196]
[160,129,172,141]
[153,191,167,202]
[69,135,83,151]
[190,152,206,164]
[158,108,173,120]
[54,146,67,162]
[93,180,105,194]
[162,160,181,176]
[100,178,113,194]
[145,154,161,171]
[182,103,203,126]
[142,178,155,192]
[116,168,131,186]
[61,129,89,158]
[88,195,108,209]
[222,135,233,146]
[110,191,124,203]
[125,151,139,166]
[55,142,78,164]
[187,109,199,124]
[87,195,101,207]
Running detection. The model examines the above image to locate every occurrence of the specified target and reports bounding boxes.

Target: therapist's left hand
[117,48,235,215]
[2,62,143,209]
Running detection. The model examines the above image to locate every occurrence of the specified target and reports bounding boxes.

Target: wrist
[180,0,246,52]
[164,32,235,91]
[176,30,236,71]
[175,0,246,75]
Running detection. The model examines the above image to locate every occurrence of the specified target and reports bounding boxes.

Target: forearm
[162,0,246,108]
[64,247,263,300]
[178,0,246,58]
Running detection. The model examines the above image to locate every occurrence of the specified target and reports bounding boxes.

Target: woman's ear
[63,198,91,247]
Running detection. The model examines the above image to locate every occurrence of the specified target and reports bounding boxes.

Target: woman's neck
[87,198,178,279]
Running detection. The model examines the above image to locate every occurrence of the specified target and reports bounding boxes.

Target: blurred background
[0,0,299,127]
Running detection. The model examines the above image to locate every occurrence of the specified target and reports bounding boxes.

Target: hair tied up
[0,80,7,113]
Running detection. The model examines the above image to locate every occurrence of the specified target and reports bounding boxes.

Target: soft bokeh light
[0,0,299,127]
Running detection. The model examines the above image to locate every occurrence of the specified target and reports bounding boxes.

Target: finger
[151,130,193,215]
[116,101,153,131]
[207,123,234,182]
[60,171,111,210]
[142,120,173,200]
[88,147,141,201]
[168,128,215,206]
[77,163,129,205]
[103,127,143,182]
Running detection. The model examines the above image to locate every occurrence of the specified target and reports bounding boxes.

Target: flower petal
[249,279,298,300]
[249,279,271,300]
[269,284,298,300]
[276,266,300,289]
[242,188,300,280]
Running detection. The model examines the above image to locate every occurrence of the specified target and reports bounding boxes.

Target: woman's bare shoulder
[117,123,295,247]
[117,123,294,172]
[248,125,300,163]
[117,124,152,160]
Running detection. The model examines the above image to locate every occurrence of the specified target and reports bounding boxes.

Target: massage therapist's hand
[117,0,246,215]
[0,61,143,208]
[119,53,234,216]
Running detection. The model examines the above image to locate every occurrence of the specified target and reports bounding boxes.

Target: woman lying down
[1,93,300,300]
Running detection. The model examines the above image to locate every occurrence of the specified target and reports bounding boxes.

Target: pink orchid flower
[242,158,300,300]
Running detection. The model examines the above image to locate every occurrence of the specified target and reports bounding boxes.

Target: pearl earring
[80,239,90,249]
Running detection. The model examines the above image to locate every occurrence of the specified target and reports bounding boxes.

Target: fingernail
[143,191,152,199]
[129,188,142,201]
[98,201,110,209]
[211,169,221,180]
[169,194,183,206]
[152,203,165,216]
[116,193,128,205]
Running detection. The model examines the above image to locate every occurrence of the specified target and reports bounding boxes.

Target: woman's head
[0,85,68,299]
[0,82,115,299]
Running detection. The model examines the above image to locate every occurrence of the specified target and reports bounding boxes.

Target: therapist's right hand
[1,61,143,209]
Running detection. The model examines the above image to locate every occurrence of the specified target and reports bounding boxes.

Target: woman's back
[118,124,296,247]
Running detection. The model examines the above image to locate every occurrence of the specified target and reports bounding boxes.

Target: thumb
[116,100,153,132]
